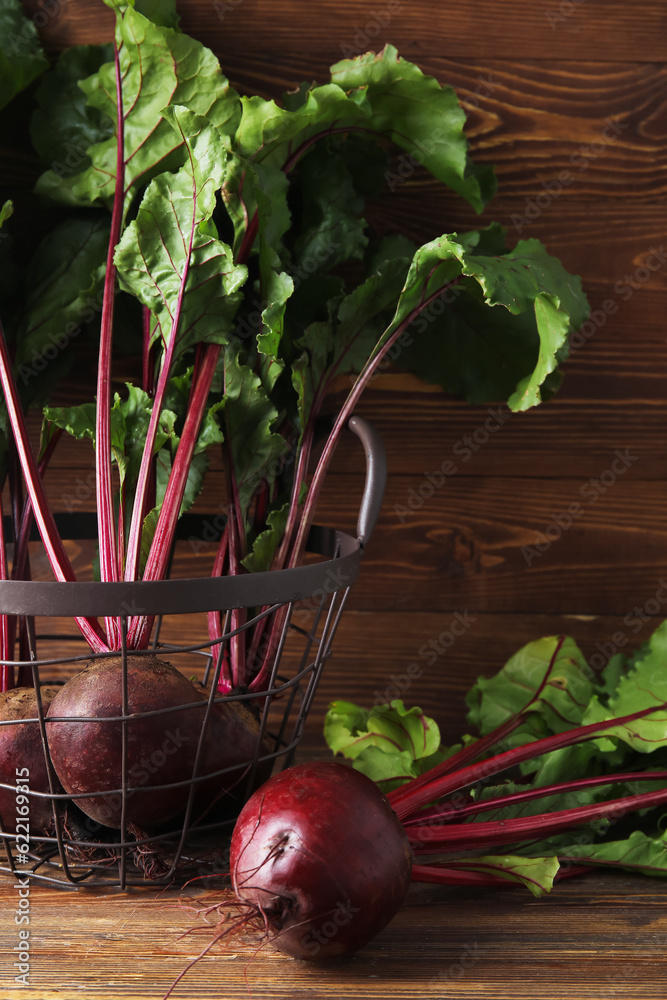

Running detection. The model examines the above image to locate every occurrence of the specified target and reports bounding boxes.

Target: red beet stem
[127,345,221,647]
[409,783,667,854]
[389,699,667,821]
[402,769,667,827]
[123,127,200,586]
[0,320,108,653]
[95,40,125,648]
[0,489,10,689]
[411,863,512,888]
[431,635,568,779]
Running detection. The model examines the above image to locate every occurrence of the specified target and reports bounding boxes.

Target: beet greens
[0,0,590,692]
[167,632,667,987]
[325,623,667,894]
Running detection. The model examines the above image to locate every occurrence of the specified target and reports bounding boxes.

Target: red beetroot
[0,686,61,834]
[230,760,412,960]
[46,656,265,829]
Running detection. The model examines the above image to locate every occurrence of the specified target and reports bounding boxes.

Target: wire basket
[0,416,386,888]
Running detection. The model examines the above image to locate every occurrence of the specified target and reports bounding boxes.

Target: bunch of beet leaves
[158,625,667,988]
[324,624,667,895]
[0,0,589,695]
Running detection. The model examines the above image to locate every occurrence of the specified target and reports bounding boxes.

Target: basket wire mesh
[0,416,385,888]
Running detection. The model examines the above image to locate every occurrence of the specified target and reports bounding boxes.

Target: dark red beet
[46,656,265,829]
[190,694,273,821]
[230,760,413,960]
[0,686,61,834]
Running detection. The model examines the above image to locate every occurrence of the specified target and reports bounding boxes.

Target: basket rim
[0,526,361,617]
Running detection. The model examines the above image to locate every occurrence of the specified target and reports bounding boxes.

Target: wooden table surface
[1,862,667,999]
[3,1,667,997]
[3,716,667,1000]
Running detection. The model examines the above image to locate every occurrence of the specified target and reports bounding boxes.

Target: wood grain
[1,874,667,999]
[321,476,667,617]
[5,61,667,204]
[300,610,664,741]
[220,57,667,202]
[3,4,667,996]
[22,0,667,62]
[11,445,665,637]
[24,468,667,617]
[27,356,667,478]
[362,198,667,283]
[19,609,658,747]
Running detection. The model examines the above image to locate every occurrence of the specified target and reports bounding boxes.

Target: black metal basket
[0,416,386,888]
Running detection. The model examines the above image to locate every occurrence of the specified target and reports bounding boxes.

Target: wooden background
[1,3,667,1000]
[12,0,666,748]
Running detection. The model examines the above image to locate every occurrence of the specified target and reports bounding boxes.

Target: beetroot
[191,693,273,821]
[0,686,61,834]
[230,760,413,960]
[46,656,265,829]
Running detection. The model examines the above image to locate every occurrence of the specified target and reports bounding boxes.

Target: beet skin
[230,760,413,960]
[46,656,265,829]
[0,686,61,834]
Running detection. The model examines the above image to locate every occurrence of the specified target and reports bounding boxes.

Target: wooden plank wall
[11,0,667,748]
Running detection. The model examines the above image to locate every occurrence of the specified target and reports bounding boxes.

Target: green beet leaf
[0,200,11,228]
[330,44,495,213]
[241,502,290,574]
[465,635,596,738]
[473,758,621,826]
[234,83,366,172]
[555,830,667,878]
[324,698,451,790]
[287,137,371,273]
[0,0,48,112]
[219,349,288,522]
[291,256,410,430]
[222,156,288,265]
[44,384,174,492]
[520,738,626,789]
[387,229,590,411]
[11,216,109,398]
[30,45,113,175]
[110,385,175,494]
[593,650,628,707]
[444,854,561,897]
[36,3,240,215]
[44,378,219,571]
[42,401,97,445]
[114,108,247,360]
[132,0,180,28]
[582,620,667,754]
[256,268,293,384]
[153,436,214,517]
[343,745,440,793]
[325,698,442,760]
[139,381,225,567]
[229,44,492,265]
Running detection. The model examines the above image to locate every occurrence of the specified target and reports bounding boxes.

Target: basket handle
[347,415,387,548]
